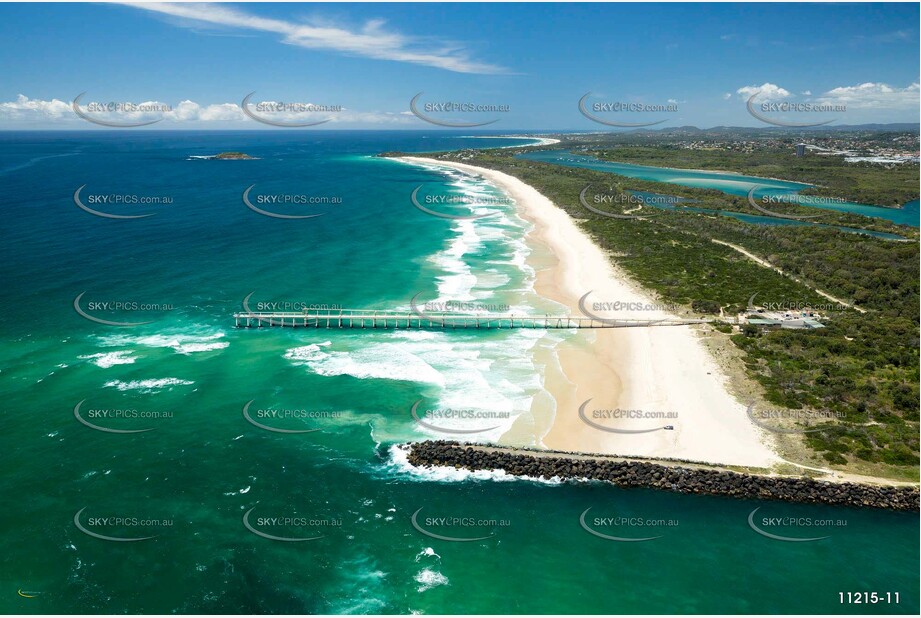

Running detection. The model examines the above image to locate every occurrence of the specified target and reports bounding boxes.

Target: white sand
[397,156,780,469]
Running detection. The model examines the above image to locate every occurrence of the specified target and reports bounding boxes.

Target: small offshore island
[213,151,255,160]
[190,151,257,160]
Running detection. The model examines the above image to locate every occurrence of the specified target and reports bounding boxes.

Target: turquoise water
[0,132,917,614]
[520,150,920,229]
[627,191,907,240]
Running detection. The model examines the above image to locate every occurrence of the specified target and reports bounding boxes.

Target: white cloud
[0,94,72,119]
[0,95,417,126]
[168,100,244,122]
[816,82,920,110]
[331,110,415,124]
[722,93,732,100]
[119,2,505,74]
[736,83,791,100]
[734,82,919,111]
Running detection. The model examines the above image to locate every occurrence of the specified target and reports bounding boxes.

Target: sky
[0,1,918,130]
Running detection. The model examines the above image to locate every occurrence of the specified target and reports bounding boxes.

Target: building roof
[748,317,826,329]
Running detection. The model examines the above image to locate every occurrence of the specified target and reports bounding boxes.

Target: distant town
[556,126,920,164]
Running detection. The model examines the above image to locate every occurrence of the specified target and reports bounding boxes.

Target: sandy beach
[398,156,780,469]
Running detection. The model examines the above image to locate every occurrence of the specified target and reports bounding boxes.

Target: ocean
[0,131,917,614]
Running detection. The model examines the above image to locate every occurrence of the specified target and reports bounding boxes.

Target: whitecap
[79,350,136,368]
[97,331,228,355]
[283,341,331,362]
[286,342,445,386]
[415,547,441,562]
[386,444,563,485]
[103,377,193,393]
[414,568,449,592]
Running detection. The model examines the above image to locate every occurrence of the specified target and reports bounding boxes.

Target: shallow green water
[0,132,917,614]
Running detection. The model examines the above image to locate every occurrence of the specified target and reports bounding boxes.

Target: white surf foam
[97,330,228,355]
[285,341,446,386]
[414,568,449,592]
[385,443,563,485]
[415,547,441,562]
[103,377,194,393]
[79,350,136,368]
[376,162,562,442]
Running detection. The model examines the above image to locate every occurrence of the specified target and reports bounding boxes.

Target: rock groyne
[406,441,919,512]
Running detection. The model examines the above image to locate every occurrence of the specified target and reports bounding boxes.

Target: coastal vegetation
[583,145,919,207]
[213,151,255,160]
[402,146,920,474]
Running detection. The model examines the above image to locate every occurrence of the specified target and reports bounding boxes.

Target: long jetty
[232,309,711,329]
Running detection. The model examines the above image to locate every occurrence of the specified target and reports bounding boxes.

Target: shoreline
[462,135,561,148]
[395,155,781,469]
